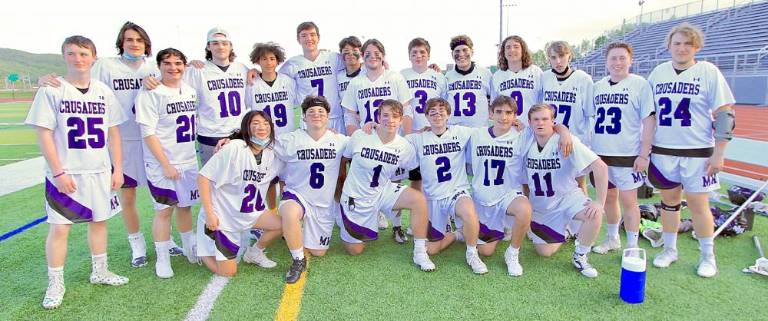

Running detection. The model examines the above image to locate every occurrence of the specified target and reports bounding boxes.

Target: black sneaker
[131,256,148,268]
[169,246,184,257]
[393,226,408,244]
[285,258,307,284]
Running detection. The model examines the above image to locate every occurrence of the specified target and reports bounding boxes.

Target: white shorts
[337,182,406,243]
[121,140,146,188]
[328,117,347,136]
[45,172,122,225]
[145,162,200,211]
[528,191,590,244]
[474,190,525,245]
[589,166,645,191]
[196,219,242,261]
[427,190,471,242]
[649,153,719,193]
[280,190,335,250]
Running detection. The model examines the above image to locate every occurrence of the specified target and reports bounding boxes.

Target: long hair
[115,21,152,56]
[228,110,276,150]
[497,35,532,70]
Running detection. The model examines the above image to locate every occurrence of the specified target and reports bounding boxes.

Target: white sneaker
[504,247,523,277]
[155,250,174,279]
[378,212,388,229]
[653,248,679,268]
[466,251,488,274]
[183,243,200,264]
[90,270,129,286]
[592,237,622,255]
[42,275,65,310]
[243,247,277,268]
[413,252,435,272]
[572,253,598,278]
[697,253,718,278]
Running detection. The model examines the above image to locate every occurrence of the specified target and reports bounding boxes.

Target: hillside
[0,48,65,83]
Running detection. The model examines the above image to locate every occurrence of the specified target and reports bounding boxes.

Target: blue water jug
[620,248,646,304]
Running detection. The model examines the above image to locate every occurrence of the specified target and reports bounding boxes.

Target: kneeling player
[196,111,283,277]
[469,96,533,276]
[338,99,435,271]
[407,98,487,274]
[135,48,200,278]
[27,36,129,309]
[276,96,349,284]
[523,104,608,278]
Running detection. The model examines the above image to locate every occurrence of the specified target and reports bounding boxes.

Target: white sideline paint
[183,275,231,321]
[0,156,44,196]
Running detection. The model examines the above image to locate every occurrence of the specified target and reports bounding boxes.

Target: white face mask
[250,136,270,147]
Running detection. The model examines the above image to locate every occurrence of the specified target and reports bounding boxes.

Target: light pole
[638,0,646,25]
[499,0,517,46]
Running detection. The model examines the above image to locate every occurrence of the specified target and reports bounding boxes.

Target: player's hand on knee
[162,165,180,180]
[246,69,260,85]
[362,121,377,134]
[55,174,77,194]
[633,155,649,173]
[189,60,205,69]
[38,73,61,88]
[706,152,725,176]
[214,138,231,153]
[205,213,220,231]
[583,200,604,219]
[142,76,161,90]
[110,171,124,190]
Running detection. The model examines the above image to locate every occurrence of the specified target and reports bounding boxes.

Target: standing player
[523,104,608,278]
[444,35,492,128]
[647,23,735,277]
[276,96,349,284]
[338,99,435,271]
[342,39,413,134]
[406,97,488,274]
[590,42,655,254]
[197,110,284,277]
[245,42,300,135]
[280,22,345,133]
[27,36,128,310]
[336,36,364,110]
[468,96,532,276]
[135,48,200,279]
[491,35,543,120]
[401,37,447,132]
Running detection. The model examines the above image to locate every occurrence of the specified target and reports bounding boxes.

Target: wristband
[53,171,66,178]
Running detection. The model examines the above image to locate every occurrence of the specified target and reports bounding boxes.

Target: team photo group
[27,19,735,310]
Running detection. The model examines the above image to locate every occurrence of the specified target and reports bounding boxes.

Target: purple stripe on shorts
[281,191,306,214]
[122,173,138,188]
[427,220,444,242]
[45,179,93,223]
[530,221,565,244]
[207,229,239,260]
[478,222,504,243]
[589,172,616,190]
[648,161,680,190]
[339,205,378,242]
[147,180,179,206]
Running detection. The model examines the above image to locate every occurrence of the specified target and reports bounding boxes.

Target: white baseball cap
[207,27,230,42]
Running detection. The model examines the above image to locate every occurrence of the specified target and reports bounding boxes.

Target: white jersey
[336,68,363,99]
[491,65,543,118]
[406,126,473,200]
[25,77,126,174]
[91,57,159,140]
[245,74,300,135]
[274,129,349,208]
[342,70,413,126]
[135,83,198,165]
[648,61,735,149]
[469,126,532,206]
[342,131,418,208]
[444,63,492,128]
[279,51,344,118]
[591,74,655,156]
[184,61,248,137]
[199,140,283,232]
[541,69,594,140]
[523,134,598,212]
[401,68,447,131]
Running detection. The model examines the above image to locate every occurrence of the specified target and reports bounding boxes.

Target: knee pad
[660,201,681,212]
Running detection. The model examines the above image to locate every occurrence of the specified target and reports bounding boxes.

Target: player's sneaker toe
[285,258,307,284]
[413,252,435,272]
[466,252,488,275]
[169,246,184,257]
[592,237,622,255]
[131,256,148,268]
[504,247,523,277]
[244,248,277,269]
[377,213,388,230]
[653,248,679,268]
[697,254,718,278]
[392,227,408,245]
[42,278,65,310]
[90,270,129,286]
[572,253,598,278]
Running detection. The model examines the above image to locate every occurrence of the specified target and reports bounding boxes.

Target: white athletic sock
[414,238,427,253]
[455,230,465,242]
[698,236,715,256]
[626,230,639,248]
[662,232,678,250]
[466,245,478,255]
[606,224,619,239]
[91,253,108,274]
[575,244,591,255]
[155,241,171,253]
[48,266,64,279]
[127,232,146,259]
[289,248,304,260]
[180,231,195,249]
[392,215,402,228]
[507,246,520,255]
